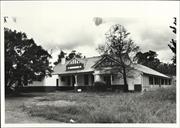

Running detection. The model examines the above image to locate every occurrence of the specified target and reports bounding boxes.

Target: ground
[5,87,176,123]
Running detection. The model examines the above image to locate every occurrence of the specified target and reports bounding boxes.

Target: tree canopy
[54,50,66,65]
[97,24,139,92]
[5,28,52,94]
[135,50,176,76]
[168,17,176,64]
[66,50,84,61]
[135,50,160,70]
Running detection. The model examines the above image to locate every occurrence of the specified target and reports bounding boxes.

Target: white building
[41,54,172,92]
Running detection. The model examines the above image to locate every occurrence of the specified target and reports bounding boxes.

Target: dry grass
[20,87,176,123]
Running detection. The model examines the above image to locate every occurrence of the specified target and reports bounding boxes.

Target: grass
[21,87,176,123]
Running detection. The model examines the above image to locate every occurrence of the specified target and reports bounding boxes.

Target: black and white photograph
[1,0,179,127]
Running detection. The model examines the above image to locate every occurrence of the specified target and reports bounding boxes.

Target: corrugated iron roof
[134,64,170,78]
[53,56,170,78]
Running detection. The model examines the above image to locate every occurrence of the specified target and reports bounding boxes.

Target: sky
[1,1,179,64]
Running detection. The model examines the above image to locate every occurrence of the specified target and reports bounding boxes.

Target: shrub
[93,81,107,91]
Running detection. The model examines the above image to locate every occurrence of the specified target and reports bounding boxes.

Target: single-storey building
[40,54,172,92]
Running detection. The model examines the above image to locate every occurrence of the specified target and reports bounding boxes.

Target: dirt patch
[5,95,61,123]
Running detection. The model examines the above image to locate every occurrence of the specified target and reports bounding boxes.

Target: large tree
[97,24,139,92]
[135,50,176,76]
[5,28,52,94]
[54,50,66,65]
[135,50,160,70]
[66,50,84,61]
[168,17,176,64]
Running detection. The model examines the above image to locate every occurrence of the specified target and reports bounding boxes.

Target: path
[5,94,60,123]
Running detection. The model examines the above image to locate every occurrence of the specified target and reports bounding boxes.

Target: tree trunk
[122,67,128,92]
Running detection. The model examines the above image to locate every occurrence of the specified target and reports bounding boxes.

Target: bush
[93,81,107,91]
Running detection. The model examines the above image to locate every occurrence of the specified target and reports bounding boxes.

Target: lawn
[6,86,176,123]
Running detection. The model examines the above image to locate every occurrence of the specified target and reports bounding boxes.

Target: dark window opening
[165,79,168,85]
[67,76,71,85]
[157,78,160,85]
[169,79,171,85]
[112,75,115,81]
[56,79,59,87]
[91,75,94,84]
[154,77,158,85]
[149,76,153,85]
[84,74,89,85]
[161,79,164,85]
[61,76,65,82]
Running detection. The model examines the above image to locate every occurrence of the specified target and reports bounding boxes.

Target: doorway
[56,79,59,87]
[103,75,111,86]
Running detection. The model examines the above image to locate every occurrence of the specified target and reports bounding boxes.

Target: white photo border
[1,1,180,128]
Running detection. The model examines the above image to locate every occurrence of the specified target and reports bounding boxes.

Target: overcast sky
[1,1,179,63]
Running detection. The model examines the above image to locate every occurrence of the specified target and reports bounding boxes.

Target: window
[157,78,160,85]
[165,79,168,85]
[84,74,89,85]
[154,77,158,85]
[149,76,153,85]
[91,75,94,84]
[112,75,115,81]
[67,76,71,85]
[161,79,164,85]
[61,76,65,82]
[169,79,171,85]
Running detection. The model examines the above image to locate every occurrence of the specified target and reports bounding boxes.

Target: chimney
[61,57,66,65]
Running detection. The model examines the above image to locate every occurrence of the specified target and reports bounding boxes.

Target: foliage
[66,50,84,61]
[93,81,107,91]
[135,50,176,76]
[54,50,85,65]
[97,24,139,91]
[156,63,176,76]
[53,50,66,65]
[168,17,176,64]
[5,28,52,94]
[135,50,160,70]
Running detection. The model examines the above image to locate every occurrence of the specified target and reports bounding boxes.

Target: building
[41,54,172,92]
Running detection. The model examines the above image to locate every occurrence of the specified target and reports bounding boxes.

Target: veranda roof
[134,64,170,78]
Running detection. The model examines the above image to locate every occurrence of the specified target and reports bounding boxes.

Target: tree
[66,50,83,61]
[5,28,52,94]
[54,50,66,65]
[135,50,176,76]
[157,63,176,76]
[168,17,176,64]
[135,50,160,70]
[97,24,139,92]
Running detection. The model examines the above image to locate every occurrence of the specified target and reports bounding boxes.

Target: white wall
[44,75,59,86]
[28,80,44,86]
[28,75,58,86]
[142,74,150,91]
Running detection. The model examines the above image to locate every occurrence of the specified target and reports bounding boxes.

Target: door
[103,75,111,86]
[56,79,59,87]
[72,76,75,87]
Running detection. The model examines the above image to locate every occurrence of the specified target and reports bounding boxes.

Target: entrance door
[56,79,59,87]
[103,75,111,86]
[72,76,75,87]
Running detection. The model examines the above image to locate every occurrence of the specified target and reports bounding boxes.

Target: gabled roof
[53,55,170,78]
[92,54,122,68]
[53,56,101,75]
